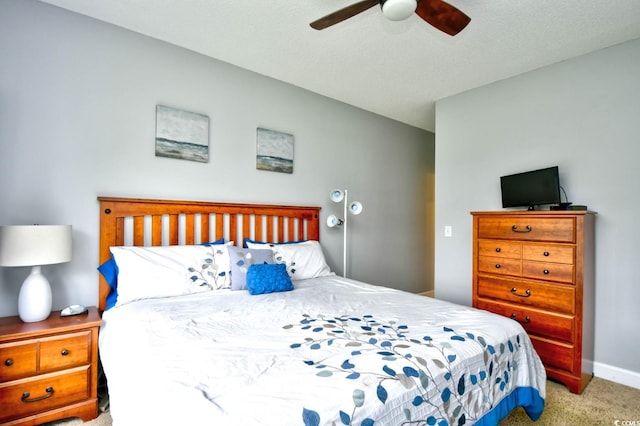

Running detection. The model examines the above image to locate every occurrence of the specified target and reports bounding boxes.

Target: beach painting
[155,105,209,163]
[256,127,294,174]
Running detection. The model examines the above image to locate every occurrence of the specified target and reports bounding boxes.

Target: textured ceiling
[39,0,640,131]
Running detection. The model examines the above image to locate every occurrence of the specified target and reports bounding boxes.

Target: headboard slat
[133,216,144,246]
[267,216,274,242]
[277,217,284,242]
[215,214,224,243]
[169,215,179,245]
[184,214,192,245]
[98,197,321,311]
[152,216,162,246]
[201,214,210,243]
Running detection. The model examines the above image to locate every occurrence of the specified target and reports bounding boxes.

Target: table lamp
[0,225,72,322]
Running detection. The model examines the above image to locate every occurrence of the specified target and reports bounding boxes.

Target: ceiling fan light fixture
[381,0,417,21]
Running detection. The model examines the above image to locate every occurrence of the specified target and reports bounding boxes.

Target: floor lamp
[326,189,363,278]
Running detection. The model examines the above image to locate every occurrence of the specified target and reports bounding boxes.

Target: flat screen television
[500,166,561,210]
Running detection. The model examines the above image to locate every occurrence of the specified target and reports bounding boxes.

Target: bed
[97,196,546,425]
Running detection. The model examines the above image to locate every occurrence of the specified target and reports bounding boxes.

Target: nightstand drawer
[476,299,574,342]
[0,342,37,382]
[476,276,575,314]
[477,216,575,243]
[0,366,90,423]
[40,331,91,372]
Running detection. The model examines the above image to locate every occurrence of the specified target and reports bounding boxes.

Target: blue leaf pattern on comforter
[287,314,525,426]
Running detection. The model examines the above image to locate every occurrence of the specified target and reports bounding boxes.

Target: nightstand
[0,307,101,425]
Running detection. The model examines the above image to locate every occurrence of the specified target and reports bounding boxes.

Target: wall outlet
[444,226,452,237]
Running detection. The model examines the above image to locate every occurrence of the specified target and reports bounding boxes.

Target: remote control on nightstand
[60,304,88,316]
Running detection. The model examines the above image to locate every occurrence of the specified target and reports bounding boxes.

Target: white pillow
[245,240,333,280]
[110,244,231,306]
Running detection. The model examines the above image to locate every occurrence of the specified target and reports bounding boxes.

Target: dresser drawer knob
[510,287,531,297]
[543,269,549,275]
[61,349,69,356]
[495,264,501,269]
[495,247,501,253]
[510,313,531,323]
[4,358,13,367]
[543,251,549,256]
[511,225,532,233]
[21,386,55,403]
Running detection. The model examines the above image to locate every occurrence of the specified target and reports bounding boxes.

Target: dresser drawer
[0,366,90,423]
[0,342,37,382]
[478,239,522,259]
[477,216,575,243]
[522,261,575,284]
[522,243,574,264]
[40,332,91,372]
[475,299,574,342]
[476,276,575,314]
[478,256,521,276]
[529,336,574,372]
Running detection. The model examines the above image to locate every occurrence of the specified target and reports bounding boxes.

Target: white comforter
[99,276,546,425]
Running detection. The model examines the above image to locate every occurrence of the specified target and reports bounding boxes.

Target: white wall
[435,38,640,387]
[0,0,435,316]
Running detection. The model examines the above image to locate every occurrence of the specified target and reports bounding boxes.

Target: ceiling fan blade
[415,0,471,36]
[310,0,379,30]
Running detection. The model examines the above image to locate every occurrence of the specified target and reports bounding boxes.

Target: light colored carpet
[501,377,640,425]
[46,377,639,425]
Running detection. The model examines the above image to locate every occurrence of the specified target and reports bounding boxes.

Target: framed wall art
[256,127,294,174]
[155,105,209,163]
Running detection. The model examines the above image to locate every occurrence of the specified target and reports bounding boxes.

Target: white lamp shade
[381,0,417,21]
[326,214,343,228]
[349,201,363,215]
[330,189,345,203]
[0,225,72,267]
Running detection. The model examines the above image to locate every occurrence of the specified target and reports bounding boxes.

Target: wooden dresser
[0,307,101,425]
[471,211,595,394]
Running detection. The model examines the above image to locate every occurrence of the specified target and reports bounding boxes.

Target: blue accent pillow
[246,263,293,295]
[98,256,119,310]
[97,238,225,310]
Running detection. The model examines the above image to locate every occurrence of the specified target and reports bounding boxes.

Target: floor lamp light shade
[0,225,72,322]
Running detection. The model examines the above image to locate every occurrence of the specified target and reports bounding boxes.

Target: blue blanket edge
[474,386,545,425]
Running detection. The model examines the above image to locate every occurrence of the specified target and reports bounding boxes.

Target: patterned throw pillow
[107,243,232,307]
[228,247,274,291]
[245,240,332,280]
[246,263,293,295]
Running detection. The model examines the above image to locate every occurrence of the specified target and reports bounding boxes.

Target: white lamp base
[18,266,52,323]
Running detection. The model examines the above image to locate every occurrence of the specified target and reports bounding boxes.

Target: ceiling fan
[310,0,471,36]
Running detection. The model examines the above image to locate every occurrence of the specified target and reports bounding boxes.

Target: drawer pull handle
[61,349,69,356]
[543,251,549,256]
[4,359,13,367]
[510,313,531,323]
[21,387,54,403]
[510,287,531,297]
[495,248,501,253]
[543,269,549,275]
[495,264,501,269]
[511,225,532,233]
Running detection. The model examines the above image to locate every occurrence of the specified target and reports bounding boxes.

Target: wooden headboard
[98,197,321,311]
